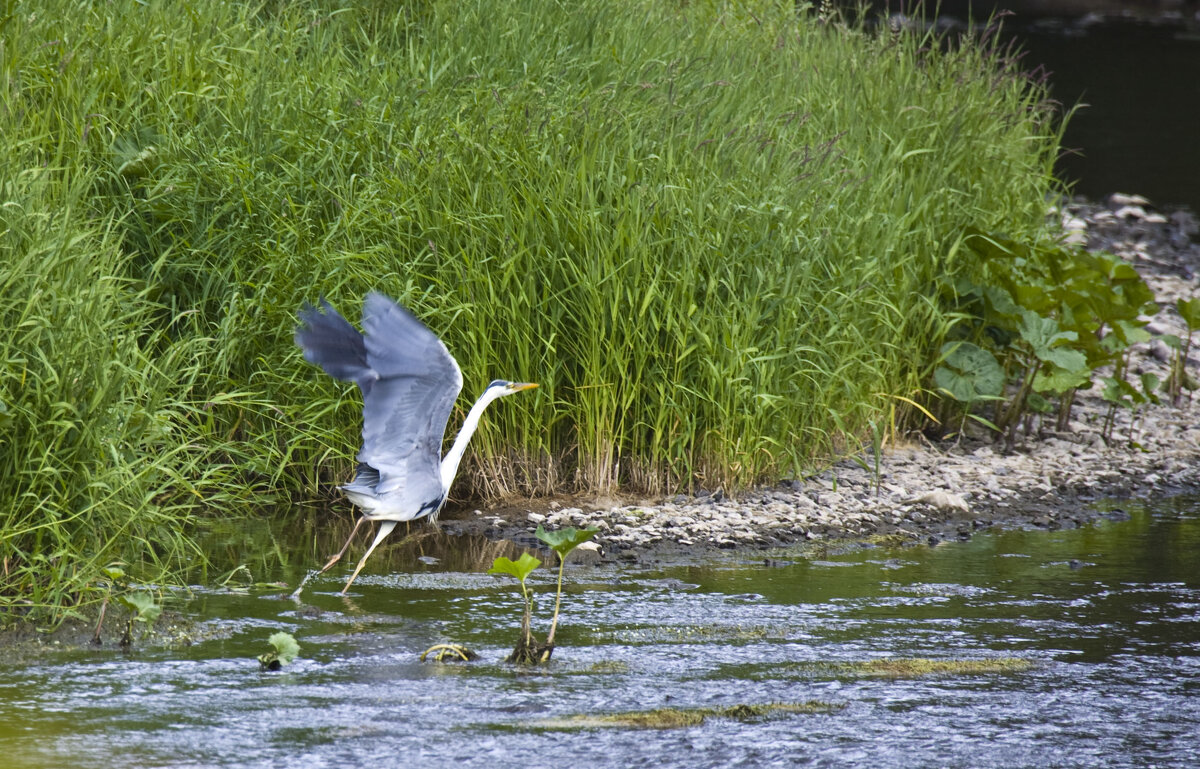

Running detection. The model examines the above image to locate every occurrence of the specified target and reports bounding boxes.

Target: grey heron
[291,292,537,596]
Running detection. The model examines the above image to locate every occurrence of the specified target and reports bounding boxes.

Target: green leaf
[1110,319,1151,346]
[1026,392,1053,414]
[267,632,300,665]
[117,591,162,623]
[488,553,542,583]
[1011,283,1055,314]
[0,400,11,430]
[534,525,599,559]
[1017,310,1076,361]
[933,342,1004,403]
[1140,372,1162,405]
[1033,363,1091,394]
[1178,298,1200,331]
[982,285,1021,318]
[1101,376,1143,408]
[1040,347,1087,373]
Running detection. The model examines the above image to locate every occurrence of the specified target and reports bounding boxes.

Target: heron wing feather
[294,300,379,396]
[357,293,463,503]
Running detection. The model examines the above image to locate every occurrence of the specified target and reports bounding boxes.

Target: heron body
[292,292,536,596]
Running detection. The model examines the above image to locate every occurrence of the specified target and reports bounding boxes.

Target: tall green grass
[1,0,1063,619]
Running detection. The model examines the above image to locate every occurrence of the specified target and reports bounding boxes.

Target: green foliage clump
[2,0,1064,620]
[933,229,1161,446]
[1163,298,1200,405]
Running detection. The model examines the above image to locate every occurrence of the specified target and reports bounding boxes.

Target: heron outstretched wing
[357,292,464,499]
[294,300,375,395]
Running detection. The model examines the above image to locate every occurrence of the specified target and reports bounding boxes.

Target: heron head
[488,379,539,397]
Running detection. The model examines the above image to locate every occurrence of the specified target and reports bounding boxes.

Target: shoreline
[446,194,1200,560]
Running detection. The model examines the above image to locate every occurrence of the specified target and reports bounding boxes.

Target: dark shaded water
[1017,22,1200,212]
[0,499,1197,768]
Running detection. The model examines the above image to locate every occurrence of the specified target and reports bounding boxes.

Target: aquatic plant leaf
[488,553,541,582]
[267,632,300,665]
[118,592,162,623]
[934,342,1004,403]
[836,657,1035,678]
[535,525,599,558]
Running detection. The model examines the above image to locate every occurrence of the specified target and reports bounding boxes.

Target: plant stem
[520,580,533,648]
[547,555,566,645]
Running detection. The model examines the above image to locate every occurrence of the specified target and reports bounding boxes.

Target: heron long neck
[439,389,500,493]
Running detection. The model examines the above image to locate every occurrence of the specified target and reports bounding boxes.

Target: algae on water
[533,701,845,730]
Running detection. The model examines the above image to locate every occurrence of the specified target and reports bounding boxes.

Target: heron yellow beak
[510,382,539,391]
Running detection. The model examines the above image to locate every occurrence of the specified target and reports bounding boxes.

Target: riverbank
[446,194,1200,559]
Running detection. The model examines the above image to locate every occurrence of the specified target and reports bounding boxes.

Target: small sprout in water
[118,592,162,625]
[258,632,300,671]
[535,525,599,647]
[488,552,548,664]
[116,591,162,647]
[92,563,162,647]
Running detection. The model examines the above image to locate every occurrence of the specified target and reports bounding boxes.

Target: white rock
[901,490,970,514]
[1109,192,1150,207]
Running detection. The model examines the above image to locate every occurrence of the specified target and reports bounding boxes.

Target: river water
[0,498,1197,768]
[1016,21,1200,213]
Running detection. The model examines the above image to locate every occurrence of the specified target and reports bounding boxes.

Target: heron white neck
[439,387,503,493]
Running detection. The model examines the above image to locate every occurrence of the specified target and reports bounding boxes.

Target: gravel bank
[446,194,1200,559]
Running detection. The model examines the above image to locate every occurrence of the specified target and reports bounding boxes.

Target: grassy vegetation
[1,0,1064,620]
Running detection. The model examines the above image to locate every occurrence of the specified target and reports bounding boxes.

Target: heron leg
[341,520,398,595]
[289,516,367,600]
[318,515,366,574]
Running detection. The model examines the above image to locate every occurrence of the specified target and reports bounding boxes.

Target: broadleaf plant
[935,228,1162,447]
[258,631,301,671]
[535,525,599,646]
[488,553,544,663]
